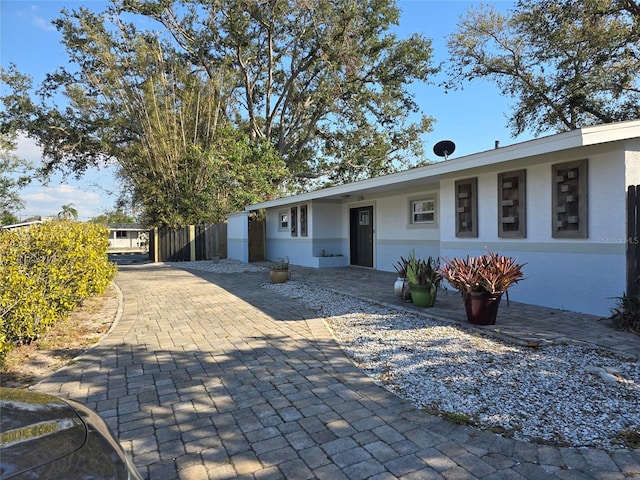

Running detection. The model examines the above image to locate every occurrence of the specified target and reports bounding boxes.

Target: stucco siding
[311,201,348,260]
[439,147,628,316]
[234,121,640,317]
[373,189,440,271]
[227,212,249,262]
[626,138,640,186]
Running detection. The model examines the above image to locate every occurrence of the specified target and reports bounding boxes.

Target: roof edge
[245,119,640,211]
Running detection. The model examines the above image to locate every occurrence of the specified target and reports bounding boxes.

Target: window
[116,230,128,239]
[278,211,289,231]
[300,205,308,237]
[498,170,526,238]
[455,178,478,237]
[552,160,588,238]
[411,198,436,224]
[290,206,298,236]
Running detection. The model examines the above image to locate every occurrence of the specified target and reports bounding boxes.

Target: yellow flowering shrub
[0,220,117,364]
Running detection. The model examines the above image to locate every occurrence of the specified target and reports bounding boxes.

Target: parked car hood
[0,387,86,478]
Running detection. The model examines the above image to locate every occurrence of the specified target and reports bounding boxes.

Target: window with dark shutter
[300,205,307,237]
[455,178,478,238]
[552,160,588,238]
[498,170,526,238]
[290,207,298,237]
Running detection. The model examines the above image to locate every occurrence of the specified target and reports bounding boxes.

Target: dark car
[0,387,144,480]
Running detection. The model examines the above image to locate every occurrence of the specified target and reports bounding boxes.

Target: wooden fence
[149,223,227,263]
[627,185,640,296]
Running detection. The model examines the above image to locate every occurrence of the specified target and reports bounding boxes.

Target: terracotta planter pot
[464,291,502,325]
[409,283,437,307]
[270,270,289,284]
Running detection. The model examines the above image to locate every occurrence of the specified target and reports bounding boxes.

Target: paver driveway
[34,263,640,479]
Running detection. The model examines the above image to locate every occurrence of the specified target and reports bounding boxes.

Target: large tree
[1,10,286,226]
[119,0,436,183]
[1,0,436,226]
[0,133,31,224]
[444,0,640,136]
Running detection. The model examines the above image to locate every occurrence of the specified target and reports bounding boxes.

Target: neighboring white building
[229,119,640,316]
[107,224,148,253]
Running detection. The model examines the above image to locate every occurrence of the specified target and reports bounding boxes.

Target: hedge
[0,220,117,364]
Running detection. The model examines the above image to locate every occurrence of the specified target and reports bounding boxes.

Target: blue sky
[1,0,528,220]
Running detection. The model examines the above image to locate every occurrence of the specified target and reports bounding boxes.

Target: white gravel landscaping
[170,260,640,450]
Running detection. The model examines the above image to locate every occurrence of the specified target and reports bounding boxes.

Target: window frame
[290,206,298,237]
[498,169,527,238]
[455,178,478,238]
[300,205,308,237]
[409,196,437,227]
[552,159,588,239]
[278,211,289,232]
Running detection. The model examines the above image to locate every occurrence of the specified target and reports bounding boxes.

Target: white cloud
[14,134,117,220]
[21,184,102,219]
[15,134,43,164]
[31,15,56,32]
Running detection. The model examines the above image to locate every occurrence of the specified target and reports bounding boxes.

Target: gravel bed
[166,259,268,273]
[169,261,640,450]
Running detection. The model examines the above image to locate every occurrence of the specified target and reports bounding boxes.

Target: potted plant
[393,256,411,301]
[406,251,442,307]
[270,256,290,283]
[440,251,525,325]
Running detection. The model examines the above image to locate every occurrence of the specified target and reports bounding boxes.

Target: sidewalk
[33,262,639,479]
[278,263,640,360]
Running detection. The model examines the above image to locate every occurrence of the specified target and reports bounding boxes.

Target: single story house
[228,119,640,316]
[107,224,148,254]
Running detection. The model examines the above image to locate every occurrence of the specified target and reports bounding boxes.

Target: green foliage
[0,220,117,364]
[57,203,78,220]
[0,132,32,219]
[445,0,640,135]
[90,209,137,225]
[0,0,437,227]
[0,211,19,226]
[609,293,640,335]
[405,250,442,288]
[271,257,290,271]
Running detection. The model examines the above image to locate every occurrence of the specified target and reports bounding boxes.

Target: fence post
[153,227,159,263]
[189,225,196,261]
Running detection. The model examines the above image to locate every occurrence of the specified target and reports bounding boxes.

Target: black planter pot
[464,291,502,325]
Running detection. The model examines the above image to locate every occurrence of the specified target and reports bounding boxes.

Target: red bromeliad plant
[439,252,525,298]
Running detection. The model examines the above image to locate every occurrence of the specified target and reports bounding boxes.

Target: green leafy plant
[609,293,640,335]
[271,256,289,271]
[440,251,525,297]
[406,251,442,288]
[0,220,117,365]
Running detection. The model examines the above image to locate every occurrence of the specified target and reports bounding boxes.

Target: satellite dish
[433,140,456,160]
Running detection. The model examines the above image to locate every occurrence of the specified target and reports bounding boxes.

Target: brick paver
[33,262,640,479]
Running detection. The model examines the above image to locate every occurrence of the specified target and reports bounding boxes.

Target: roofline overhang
[245,119,640,211]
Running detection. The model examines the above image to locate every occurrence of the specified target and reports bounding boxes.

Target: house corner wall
[227,212,249,263]
[626,138,640,186]
[440,146,627,317]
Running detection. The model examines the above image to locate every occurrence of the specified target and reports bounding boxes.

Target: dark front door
[350,206,374,267]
